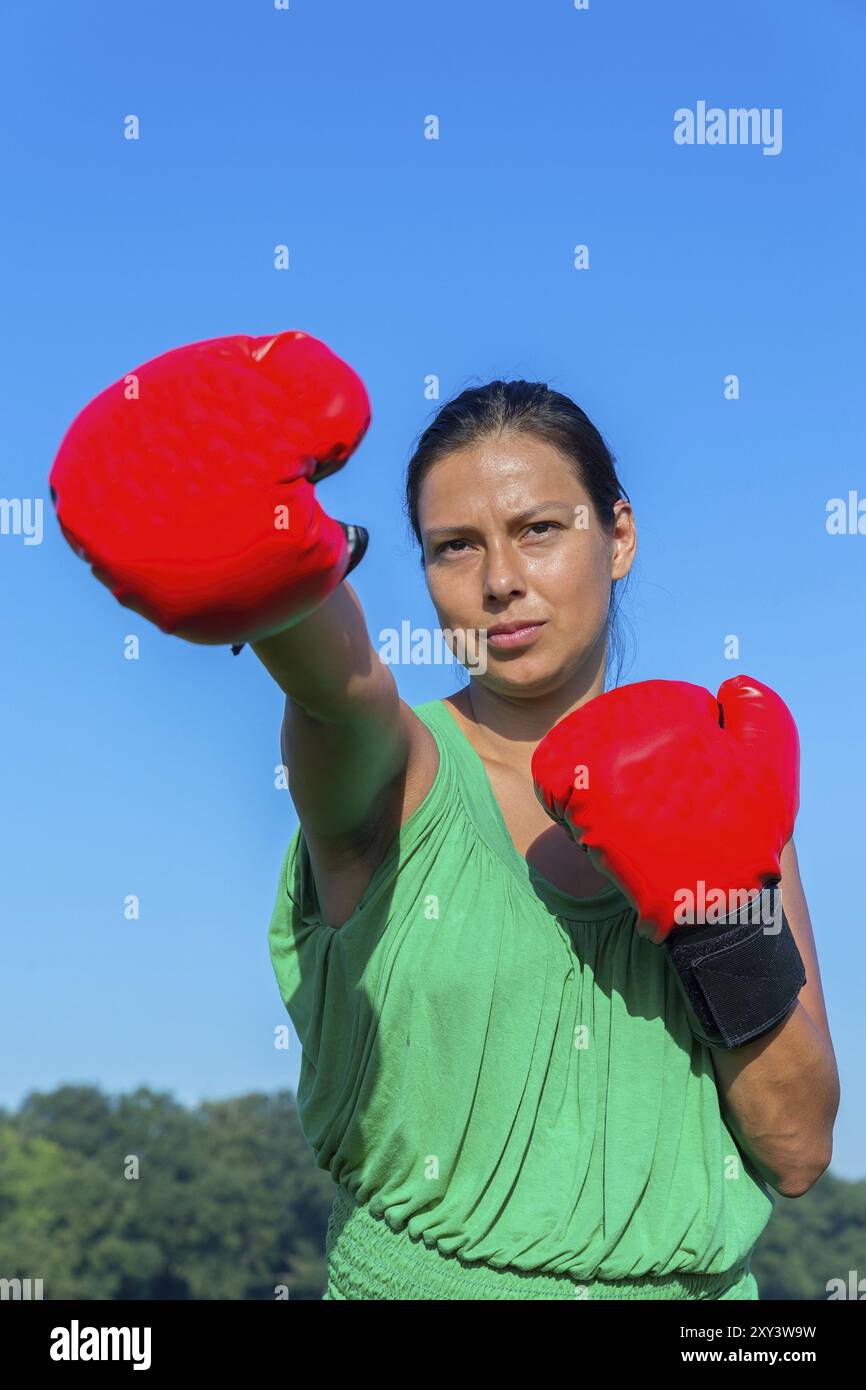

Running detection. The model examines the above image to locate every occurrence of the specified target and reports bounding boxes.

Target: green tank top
[268,698,774,1298]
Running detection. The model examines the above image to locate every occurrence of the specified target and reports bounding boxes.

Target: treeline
[0,1086,333,1299]
[0,1085,860,1300]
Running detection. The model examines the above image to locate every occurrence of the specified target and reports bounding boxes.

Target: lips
[487,620,545,636]
[485,620,547,649]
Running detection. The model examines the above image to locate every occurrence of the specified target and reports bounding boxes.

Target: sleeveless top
[267,698,774,1298]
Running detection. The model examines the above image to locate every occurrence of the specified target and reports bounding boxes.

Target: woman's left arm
[708,839,840,1198]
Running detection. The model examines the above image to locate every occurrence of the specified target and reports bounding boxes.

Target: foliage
[751,1172,866,1301]
[0,1087,334,1300]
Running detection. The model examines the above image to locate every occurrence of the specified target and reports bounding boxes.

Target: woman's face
[418,433,636,698]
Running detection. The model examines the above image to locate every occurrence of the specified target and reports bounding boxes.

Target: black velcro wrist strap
[664,885,806,1050]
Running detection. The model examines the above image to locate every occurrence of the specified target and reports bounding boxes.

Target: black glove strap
[664,885,806,1050]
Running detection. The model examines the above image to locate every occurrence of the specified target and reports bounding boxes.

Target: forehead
[419,435,580,515]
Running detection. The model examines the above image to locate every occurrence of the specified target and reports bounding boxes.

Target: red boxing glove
[49,330,370,646]
[531,676,799,943]
[532,677,807,1048]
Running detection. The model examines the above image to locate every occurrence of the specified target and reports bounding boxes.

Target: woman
[52,337,837,1300]
[256,380,839,1301]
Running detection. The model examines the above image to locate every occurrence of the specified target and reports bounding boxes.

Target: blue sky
[1,0,863,1178]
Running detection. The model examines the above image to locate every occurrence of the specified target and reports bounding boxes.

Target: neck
[461,637,608,767]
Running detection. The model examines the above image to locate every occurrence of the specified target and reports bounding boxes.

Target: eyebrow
[423,500,575,543]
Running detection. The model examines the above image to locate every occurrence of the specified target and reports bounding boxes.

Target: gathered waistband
[323,1185,755,1301]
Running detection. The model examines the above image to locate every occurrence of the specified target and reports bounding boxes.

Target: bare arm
[250,580,439,923]
[251,580,411,836]
[707,839,840,1198]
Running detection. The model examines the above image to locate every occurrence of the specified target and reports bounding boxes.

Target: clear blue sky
[1,1,863,1178]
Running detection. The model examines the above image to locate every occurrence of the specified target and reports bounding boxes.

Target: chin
[483,661,572,697]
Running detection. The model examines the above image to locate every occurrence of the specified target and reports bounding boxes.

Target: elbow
[776,1173,823,1200]
[774,1143,833,1199]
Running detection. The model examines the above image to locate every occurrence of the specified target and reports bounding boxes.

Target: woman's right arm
[251,580,439,923]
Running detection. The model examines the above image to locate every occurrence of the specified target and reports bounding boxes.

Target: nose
[482,538,527,604]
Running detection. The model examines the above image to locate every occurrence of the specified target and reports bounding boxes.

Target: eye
[525,521,560,537]
[436,538,471,555]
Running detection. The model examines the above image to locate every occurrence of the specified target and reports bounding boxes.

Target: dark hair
[403,378,634,688]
